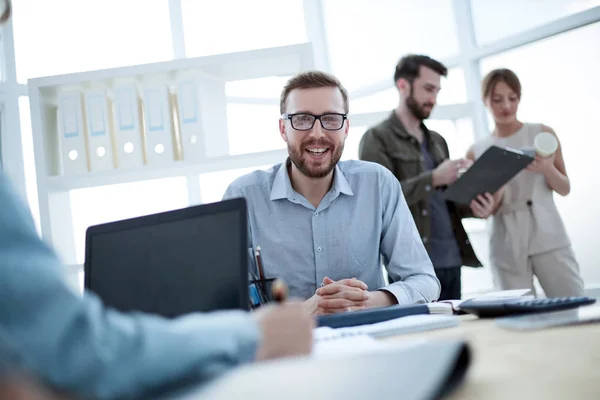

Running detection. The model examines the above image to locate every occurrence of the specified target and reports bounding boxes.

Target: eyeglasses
[281,113,347,131]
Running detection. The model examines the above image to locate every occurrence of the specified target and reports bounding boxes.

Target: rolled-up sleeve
[377,171,441,304]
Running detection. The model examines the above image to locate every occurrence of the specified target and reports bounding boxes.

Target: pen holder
[249,278,277,309]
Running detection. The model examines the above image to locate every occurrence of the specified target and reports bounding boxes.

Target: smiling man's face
[279,86,349,179]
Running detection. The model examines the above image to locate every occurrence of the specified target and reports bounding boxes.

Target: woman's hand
[526,153,556,174]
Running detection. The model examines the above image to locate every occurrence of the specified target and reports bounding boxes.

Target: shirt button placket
[313,210,325,288]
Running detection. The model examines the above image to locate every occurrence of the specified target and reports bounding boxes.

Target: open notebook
[166,339,472,400]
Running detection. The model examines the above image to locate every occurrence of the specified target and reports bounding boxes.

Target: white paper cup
[534,132,558,157]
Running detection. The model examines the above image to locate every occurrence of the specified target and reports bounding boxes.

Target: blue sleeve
[0,175,260,399]
[377,170,441,304]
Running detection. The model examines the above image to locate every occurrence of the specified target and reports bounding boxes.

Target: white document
[334,314,459,339]
[57,91,88,175]
[312,327,383,358]
[312,327,430,359]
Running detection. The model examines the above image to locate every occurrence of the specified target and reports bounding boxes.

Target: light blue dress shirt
[0,174,259,399]
[223,159,440,304]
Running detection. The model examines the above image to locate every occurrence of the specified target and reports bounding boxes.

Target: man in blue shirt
[0,2,313,398]
[223,71,440,315]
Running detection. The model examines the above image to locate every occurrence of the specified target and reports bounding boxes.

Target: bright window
[425,117,475,161]
[226,76,291,99]
[70,178,189,264]
[350,68,468,114]
[182,0,307,57]
[12,0,172,82]
[436,68,468,106]
[199,165,274,204]
[227,103,284,155]
[341,125,367,161]
[470,0,600,45]
[323,0,459,92]
[350,90,398,115]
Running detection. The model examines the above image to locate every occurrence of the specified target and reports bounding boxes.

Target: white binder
[83,89,114,172]
[57,91,89,175]
[197,77,229,158]
[174,79,204,161]
[112,83,145,169]
[140,81,175,166]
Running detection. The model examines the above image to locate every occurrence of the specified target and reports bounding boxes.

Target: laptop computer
[84,198,249,317]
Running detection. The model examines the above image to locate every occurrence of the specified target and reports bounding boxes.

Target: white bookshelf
[28,43,314,266]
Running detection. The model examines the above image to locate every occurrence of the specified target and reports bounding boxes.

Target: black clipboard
[443,145,534,205]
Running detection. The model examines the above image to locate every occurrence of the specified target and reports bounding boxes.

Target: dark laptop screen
[84,199,248,317]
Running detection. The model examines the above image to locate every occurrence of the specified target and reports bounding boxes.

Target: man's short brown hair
[280,71,349,114]
[394,54,448,84]
[481,68,522,100]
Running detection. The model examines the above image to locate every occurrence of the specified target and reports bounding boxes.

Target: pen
[255,245,266,281]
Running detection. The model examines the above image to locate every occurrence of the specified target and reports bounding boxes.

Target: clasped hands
[304,277,396,315]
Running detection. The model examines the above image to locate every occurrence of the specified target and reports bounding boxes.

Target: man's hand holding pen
[253,301,314,360]
[251,275,314,361]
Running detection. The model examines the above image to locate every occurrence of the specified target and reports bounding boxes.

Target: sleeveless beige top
[472,123,570,257]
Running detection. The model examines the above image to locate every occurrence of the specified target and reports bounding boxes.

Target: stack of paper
[426,302,454,314]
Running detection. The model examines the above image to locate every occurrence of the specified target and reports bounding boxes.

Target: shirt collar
[270,161,292,200]
[270,159,354,201]
[332,165,354,197]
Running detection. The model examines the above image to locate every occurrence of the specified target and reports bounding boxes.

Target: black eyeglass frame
[281,112,348,131]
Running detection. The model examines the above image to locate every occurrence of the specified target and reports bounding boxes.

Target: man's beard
[288,139,343,178]
[406,92,434,121]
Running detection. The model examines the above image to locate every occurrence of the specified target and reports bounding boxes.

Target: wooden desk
[385,315,600,400]
[5,315,600,400]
